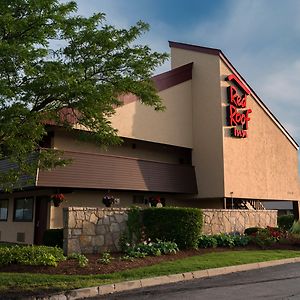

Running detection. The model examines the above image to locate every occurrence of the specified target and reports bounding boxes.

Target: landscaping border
[23,256,300,300]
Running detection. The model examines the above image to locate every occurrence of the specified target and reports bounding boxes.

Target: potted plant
[102,194,114,207]
[50,193,65,207]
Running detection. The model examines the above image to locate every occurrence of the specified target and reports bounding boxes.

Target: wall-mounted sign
[226,74,252,138]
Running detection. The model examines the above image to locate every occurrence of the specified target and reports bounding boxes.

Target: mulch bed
[1,245,299,276]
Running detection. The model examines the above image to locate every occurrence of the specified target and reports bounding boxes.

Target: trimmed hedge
[278,214,294,231]
[42,229,63,248]
[244,227,263,236]
[142,207,203,249]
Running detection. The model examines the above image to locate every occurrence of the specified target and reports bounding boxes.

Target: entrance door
[34,196,49,245]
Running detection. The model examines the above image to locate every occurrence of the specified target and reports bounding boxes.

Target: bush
[290,221,300,234]
[278,215,294,231]
[214,234,235,248]
[42,228,63,248]
[198,234,250,248]
[122,239,179,259]
[68,253,89,267]
[232,234,250,247]
[198,235,217,248]
[0,245,66,267]
[97,252,113,265]
[244,227,263,236]
[248,228,277,248]
[142,207,202,249]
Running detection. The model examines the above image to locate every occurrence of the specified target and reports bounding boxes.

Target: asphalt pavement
[94,262,300,300]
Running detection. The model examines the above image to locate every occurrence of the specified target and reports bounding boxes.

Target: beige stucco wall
[170,47,225,199]
[53,129,188,165]
[0,190,51,244]
[0,195,35,244]
[220,59,300,201]
[110,81,193,148]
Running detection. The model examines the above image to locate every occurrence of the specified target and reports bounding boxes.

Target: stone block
[98,284,115,295]
[114,280,142,292]
[110,223,120,233]
[90,213,98,224]
[141,276,170,287]
[48,294,67,300]
[115,214,125,223]
[68,213,77,228]
[65,287,98,299]
[93,235,105,246]
[105,234,113,246]
[67,239,81,254]
[76,211,85,220]
[79,236,92,252]
[96,225,106,235]
[103,216,110,225]
[72,229,82,236]
[82,222,95,235]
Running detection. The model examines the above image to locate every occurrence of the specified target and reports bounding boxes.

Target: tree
[0,0,168,190]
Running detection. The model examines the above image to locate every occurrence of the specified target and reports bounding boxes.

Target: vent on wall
[16,232,25,243]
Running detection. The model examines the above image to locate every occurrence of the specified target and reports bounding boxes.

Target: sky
[69,0,300,154]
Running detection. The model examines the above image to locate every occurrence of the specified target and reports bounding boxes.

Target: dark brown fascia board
[169,41,221,56]
[169,41,299,149]
[152,62,193,92]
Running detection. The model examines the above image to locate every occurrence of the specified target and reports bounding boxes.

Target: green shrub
[244,227,263,236]
[142,207,202,249]
[127,206,143,243]
[248,229,277,248]
[42,228,63,248]
[198,234,250,248]
[214,234,235,248]
[0,245,66,267]
[198,235,218,248]
[290,221,300,234]
[97,252,113,265]
[68,253,89,267]
[122,239,179,259]
[278,215,294,231]
[232,234,250,247]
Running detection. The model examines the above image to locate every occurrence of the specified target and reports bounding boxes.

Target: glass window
[13,197,34,222]
[0,199,8,221]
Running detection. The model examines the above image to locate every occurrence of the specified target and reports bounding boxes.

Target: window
[13,197,34,222]
[0,199,8,221]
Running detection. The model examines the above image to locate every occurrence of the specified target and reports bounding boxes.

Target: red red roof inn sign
[227,74,252,138]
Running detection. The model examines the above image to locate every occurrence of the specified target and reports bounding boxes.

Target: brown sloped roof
[118,62,193,106]
[36,151,198,194]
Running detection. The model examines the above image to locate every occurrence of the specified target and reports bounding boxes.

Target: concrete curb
[25,257,300,300]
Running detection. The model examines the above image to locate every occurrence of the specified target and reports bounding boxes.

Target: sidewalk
[25,256,300,300]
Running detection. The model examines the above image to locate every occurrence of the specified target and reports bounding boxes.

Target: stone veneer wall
[202,209,277,235]
[63,207,277,254]
[63,207,129,255]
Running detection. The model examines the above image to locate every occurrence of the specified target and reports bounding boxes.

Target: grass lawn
[1,249,300,297]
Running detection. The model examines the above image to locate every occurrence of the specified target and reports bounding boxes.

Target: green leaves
[0,0,168,190]
[0,245,66,267]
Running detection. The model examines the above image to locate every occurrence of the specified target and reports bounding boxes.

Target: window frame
[0,199,8,221]
[13,197,34,222]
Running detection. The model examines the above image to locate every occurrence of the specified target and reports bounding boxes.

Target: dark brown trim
[169,41,299,148]
[169,41,221,56]
[152,62,193,92]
